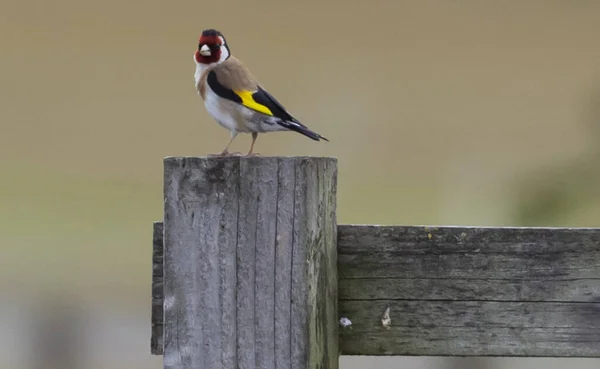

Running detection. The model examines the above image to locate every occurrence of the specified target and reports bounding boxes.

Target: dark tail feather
[278,120,329,142]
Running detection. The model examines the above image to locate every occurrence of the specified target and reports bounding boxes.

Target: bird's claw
[208,151,243,157]
[245,152,261,157]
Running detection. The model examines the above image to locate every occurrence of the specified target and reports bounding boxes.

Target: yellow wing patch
[233,90,273,116]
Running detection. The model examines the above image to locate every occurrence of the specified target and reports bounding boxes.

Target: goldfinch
[193,29,328,156]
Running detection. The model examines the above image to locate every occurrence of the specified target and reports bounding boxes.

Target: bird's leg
[209,131,242,157]
[246,132,260,156]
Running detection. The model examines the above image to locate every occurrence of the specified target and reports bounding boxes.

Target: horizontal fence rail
[337,225,600,357]
[152,221,600,357]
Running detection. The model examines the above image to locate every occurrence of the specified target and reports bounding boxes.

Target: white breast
[194,62,239,133]
[204,87,241,133]
[194,63,208,89]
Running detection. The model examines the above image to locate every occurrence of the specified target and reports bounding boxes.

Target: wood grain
[160,156,338,369]
[337,225,600,357]
[274,161,295,369]
[150,221,164,355]
[339,278,600,302]
[290,158,339,369]
[340,326,600,357]
[153,177,600,358]
[338,225,600,280]
[163,156,241,369]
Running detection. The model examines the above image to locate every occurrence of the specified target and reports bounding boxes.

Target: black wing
[251,86,299,122]
[253,86,329,141]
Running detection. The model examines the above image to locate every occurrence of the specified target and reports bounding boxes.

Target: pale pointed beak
[199,44,211,56]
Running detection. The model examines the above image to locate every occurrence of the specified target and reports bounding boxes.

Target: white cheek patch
[219,45,230,62]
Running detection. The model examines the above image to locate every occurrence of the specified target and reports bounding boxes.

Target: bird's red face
[194,29,229,65]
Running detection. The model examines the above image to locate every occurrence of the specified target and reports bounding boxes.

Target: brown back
[212,57,260,91]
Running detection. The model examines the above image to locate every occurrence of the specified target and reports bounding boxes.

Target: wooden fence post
[162,156,338,369]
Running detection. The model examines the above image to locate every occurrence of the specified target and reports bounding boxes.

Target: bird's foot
[245,152,261,157]
[208,150,243,157]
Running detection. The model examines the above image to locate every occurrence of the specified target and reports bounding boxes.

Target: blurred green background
[1,0,599,368]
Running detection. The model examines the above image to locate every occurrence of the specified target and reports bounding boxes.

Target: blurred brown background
[1,0,599,368]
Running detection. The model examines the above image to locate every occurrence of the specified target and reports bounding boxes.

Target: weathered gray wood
[291,158,339,369]
[338,225,600,280]
[151,221,164,355]
[163,157,241,369]
[341,300,600,330]
[337,225,600,357]
[154,222,600,357]
[340,299,600,357]
[339,278,600,302]
[154,191,600,358]
[236,158,279,369]
[252,159,278,369]
[274,161,295,369]
[162,156,338,369]
[340,326,600,357]
[236,159,258,369]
